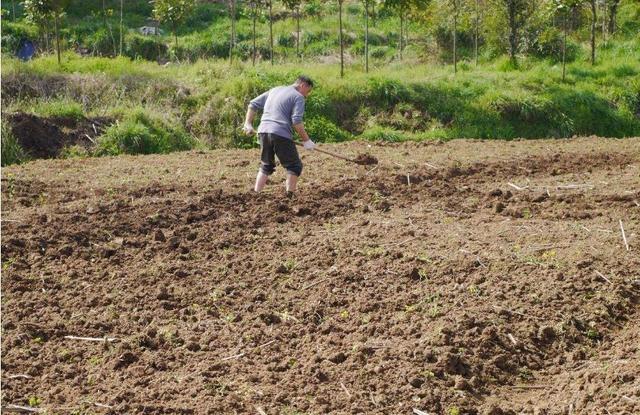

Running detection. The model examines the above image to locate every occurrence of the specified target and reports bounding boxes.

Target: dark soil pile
[4,112,112,158]
[354,153,378,165]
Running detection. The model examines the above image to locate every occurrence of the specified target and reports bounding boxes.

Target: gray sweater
[249,85,306,139]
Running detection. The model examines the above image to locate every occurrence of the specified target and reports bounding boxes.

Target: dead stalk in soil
[64,335,117,343]
[507,182,528,191]
[619,220,629,251]
[7,374,33,379]
[340,382,352,398]
[2,405,41,413]
[594,270,613,284]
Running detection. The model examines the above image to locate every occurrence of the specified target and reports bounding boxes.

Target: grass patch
[96,108,198,156]
[1,123,30,166]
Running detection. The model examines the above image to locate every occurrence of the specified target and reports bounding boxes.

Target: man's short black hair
[296,75,314,88]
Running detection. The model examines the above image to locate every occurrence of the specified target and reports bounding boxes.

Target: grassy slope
[1,2,639,165]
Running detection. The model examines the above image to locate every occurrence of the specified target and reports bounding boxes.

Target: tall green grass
[1,35,638,166]
[1,123,29,167]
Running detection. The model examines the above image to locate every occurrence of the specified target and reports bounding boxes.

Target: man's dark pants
[259,133,303,177]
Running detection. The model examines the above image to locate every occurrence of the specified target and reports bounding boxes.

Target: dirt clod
[354,153,378,165]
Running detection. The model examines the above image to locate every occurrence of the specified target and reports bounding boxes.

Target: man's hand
[242,123,256,135]
[303,139,315,150]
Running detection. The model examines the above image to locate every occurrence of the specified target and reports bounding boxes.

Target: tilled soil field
[2,137,639,415]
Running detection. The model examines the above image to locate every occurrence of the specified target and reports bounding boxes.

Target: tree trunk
[339,0,344,78]
[590,0,596,65]
[562,12,567,82]
[608,0,619,35]
[296,6,301,59]
[174,23,178,49]
[269,1,274,65]
[103,0,117,56]
[399,12,403,60]
[372,1,376,28]
[475,0,479,66]
[508,1,518,65]
[365,0,369,73]
[54,13,61,65]
[120,0,124,56]
[602,0,607,42]
[12,0,16,21]
[229,0,236,63]
[453,2,457,74]
[252,2,257,65]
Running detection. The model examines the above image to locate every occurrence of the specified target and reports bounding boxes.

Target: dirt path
[2,137,639,414]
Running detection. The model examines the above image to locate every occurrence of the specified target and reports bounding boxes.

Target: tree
[364,0,370,72]
[588,0,596,64]
[101,0,117,56]
[474,0,482,66]
[383,0,410,60]
[552,0,580,81]
[338,0,344,77]
[151,0,196,48]
[248,0,259,65]
[268,0,274,65]
[283,0,303,59]
[451,0,460,72]
[120,0,124,55]
[228,0,237,63]
[24,0,71,65]
[607,0,620,34]
[492,0,534,65]
[384,0,429,61]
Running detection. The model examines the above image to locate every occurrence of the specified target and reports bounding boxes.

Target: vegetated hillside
[2,37,639,167]
[1,137,639,414]
[1,1,639,166]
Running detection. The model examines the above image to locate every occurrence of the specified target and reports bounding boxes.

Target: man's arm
[291,95,314,149]
[243,91,270,135]
[293,123,310,142]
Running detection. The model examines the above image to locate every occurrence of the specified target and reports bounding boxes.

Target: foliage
[1,123,30,166]
[96,108,197,155]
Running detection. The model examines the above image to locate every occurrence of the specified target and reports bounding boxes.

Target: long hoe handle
[295,142,360,164]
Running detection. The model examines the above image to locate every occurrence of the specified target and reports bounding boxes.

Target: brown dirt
[1,137,639,415]
[354,153,378,165]
[3,112,113,158]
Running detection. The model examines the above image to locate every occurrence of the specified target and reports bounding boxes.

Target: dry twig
[619,220,629,251]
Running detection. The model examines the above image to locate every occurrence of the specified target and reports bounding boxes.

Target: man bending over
[242,75,316,195]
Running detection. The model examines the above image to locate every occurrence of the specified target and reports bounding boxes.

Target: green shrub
[97,109,196,156]
[533,27,580,62]
[1,124,29,166]
[125,34,168,61]
[305,116,351,143]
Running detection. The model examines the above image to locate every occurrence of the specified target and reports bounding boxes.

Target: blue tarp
[17,39,35,61]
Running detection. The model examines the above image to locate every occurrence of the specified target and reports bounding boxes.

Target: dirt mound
[4,112,113,158]
[354,153,378,165]
[1,137,639,414]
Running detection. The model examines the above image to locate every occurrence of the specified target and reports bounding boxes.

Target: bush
[532,27,580,62]
[305,116,351,143]
[1,21,39,55]
[97,109,196,155]
[125,34,168,61]
[1,123,29,166]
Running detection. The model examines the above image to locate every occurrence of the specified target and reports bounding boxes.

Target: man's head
[294,75,314,97]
